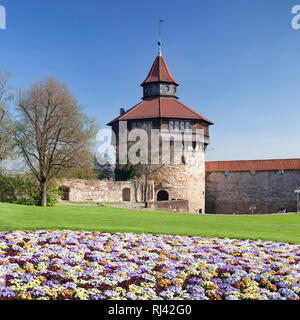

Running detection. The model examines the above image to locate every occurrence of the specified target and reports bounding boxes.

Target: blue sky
[0,0,299,161]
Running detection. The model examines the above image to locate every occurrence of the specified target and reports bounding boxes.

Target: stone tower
[108,42,213,214]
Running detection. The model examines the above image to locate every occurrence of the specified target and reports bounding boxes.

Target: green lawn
[0,203,299,244]
[68,201,123,205]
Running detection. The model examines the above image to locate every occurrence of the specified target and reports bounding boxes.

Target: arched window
[157,190,169,201]
[122,188,131,202]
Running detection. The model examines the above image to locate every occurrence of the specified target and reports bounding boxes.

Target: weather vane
[158,18,165,56]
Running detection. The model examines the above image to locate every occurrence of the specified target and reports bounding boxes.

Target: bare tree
[133,124,165,207]
[0,71,14,163]
[15,76,97,206]
[135,163,165,207]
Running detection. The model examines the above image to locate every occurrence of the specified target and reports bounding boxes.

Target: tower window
[132,122,136,129]
[137,121,142,128]
[170,121,191,132]
[180,122,185,131]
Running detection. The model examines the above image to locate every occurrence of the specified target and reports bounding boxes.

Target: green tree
[114,164,137,181]
[94,153,114,180]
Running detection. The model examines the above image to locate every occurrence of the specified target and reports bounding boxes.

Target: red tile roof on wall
[107,98,214,125]
[141,56,179,86]
[206,159,300,172]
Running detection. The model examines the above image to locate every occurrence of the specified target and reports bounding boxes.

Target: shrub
[56,167,99,180]
[0,175,61,206]
[114,164,137,181]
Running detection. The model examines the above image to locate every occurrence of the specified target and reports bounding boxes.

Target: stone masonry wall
[151,150,206,214]
[205,170,300,214]
[147,200,189,213]
[59,179,154,203]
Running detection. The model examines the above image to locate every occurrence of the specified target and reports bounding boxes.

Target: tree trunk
[144,171,148,208]
[40,178,47,207]
[134,180,138,202]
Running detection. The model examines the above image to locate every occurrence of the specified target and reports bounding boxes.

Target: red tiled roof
[141,56,179,86]
[107,98,214,125]
[206,159,300,172]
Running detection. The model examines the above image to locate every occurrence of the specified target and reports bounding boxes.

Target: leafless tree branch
[15,76,97,206]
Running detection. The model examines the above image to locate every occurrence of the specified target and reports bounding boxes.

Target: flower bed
[0,230,299,300]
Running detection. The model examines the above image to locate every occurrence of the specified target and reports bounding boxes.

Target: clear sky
[0,0,299,161]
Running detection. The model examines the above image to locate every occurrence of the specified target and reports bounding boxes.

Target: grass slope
[0,203,299,244]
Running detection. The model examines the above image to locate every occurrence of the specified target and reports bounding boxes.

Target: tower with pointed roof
[108,41,213,214]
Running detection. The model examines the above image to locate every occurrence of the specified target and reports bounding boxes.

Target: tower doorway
[157,190,169,201]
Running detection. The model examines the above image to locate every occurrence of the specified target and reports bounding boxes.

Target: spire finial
[158,40,162,56]
[158,18,164,56]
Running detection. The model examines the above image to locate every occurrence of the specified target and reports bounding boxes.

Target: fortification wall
[147,200,189,213]
[151,151,206,214]
[59,179,154,203]
[205,170,300,214]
